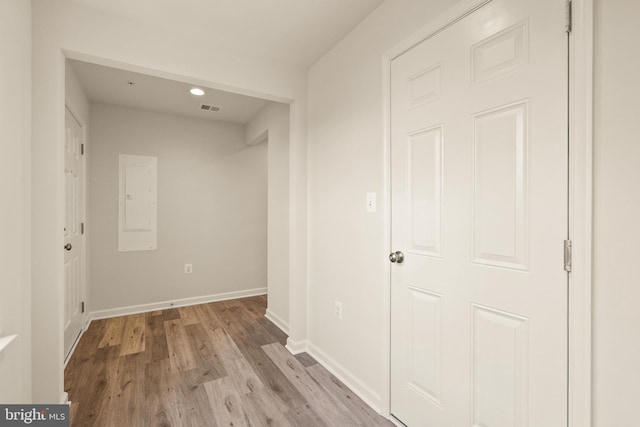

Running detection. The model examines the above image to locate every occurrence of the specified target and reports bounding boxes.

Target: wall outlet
[366,192,377,213]
[184,264,193,274]
[334,301,343,320]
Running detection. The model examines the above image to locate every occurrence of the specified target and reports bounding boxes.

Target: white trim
[568,0,594,425]
[63,328,84,368]
[88,287,267,321]
[264,309,289,334]
[60,392,69,405]
[381,0,594,424]
[306,341,384,416]
[386,0,492,61]
[285,337,307,355]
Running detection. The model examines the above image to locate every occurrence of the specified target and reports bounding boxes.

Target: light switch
[366,192,377,213]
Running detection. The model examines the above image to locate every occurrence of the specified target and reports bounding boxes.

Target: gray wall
[593,0,640,424]
[89,103,267,312]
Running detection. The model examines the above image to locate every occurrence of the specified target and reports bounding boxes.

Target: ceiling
[64,0,385,68]
[69,59,271,124]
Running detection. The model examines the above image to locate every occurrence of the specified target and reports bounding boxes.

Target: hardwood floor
[65,296,393,427]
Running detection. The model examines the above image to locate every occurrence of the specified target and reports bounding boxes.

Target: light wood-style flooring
[64,295,393,426]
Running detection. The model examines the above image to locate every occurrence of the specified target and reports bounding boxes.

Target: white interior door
[64,107,84,359]
[390,0,568,425]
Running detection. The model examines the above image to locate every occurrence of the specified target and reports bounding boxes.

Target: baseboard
[306,341,383,415]
[63,328,86,369]
[89,287,267,321]
[285,337,307,355]
[264,309,289,334]
[60,392,69,405]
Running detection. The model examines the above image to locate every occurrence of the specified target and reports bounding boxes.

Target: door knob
[389,251,404,264]
[64,243,72,251]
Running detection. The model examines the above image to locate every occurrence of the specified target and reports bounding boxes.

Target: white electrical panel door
[119,155,157,251]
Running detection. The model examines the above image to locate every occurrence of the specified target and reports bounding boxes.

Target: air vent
[200,104,222,112]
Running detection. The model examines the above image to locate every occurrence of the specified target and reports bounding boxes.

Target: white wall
[593,0,640,425]
[32,0,308,402]
[0,0,32,404]
[307,0,459,410]
[89,104,266,312]
[246,103,290,331]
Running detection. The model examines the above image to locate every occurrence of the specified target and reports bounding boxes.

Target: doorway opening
[63,57,291,364]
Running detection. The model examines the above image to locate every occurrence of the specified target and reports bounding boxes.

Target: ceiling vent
[200,104,221,112]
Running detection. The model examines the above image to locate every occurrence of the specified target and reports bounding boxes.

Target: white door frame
[63,101,88,363]
[381,0,594,425]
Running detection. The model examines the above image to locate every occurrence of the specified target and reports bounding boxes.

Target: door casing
[381,0,594,425]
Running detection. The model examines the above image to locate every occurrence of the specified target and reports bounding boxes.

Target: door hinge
[81,144,85,155]
[564,239,572,272]
[80,222,85,235]
[81,301,85,313]
[565,0,572,33]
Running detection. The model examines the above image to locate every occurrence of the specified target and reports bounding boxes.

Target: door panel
[64,107,84,359]
[390,0,568,425]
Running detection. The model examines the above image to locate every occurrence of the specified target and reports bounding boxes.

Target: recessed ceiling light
[190,88,205,96]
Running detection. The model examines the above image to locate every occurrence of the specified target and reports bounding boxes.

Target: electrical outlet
[184,264,193,274]
[366,192,377,213]
[334,301,343,320]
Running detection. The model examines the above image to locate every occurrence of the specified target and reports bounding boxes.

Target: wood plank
[184,322,227,382]
[256,317,288,346]
[178,305,200,325]
[240,388,293,427]
[262,342,362,426]
[144,312,169,364]
[120,314,145,356]
[283,403,327,427]
[145,359,185,427]
[98,316,125,348]
[164,319,197,372]
[294,352,318,368]
[211,301,307,409]
[70,345,121,426]
[192,303,225,333]
[65,320,108,391]
[106,353,146,426]
[307,363,394,426]
[208,328,264,394]
[162,308,181,322]
[204,377,250,427]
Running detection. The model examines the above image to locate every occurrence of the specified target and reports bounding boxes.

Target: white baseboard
[306,341,383,415]
[64,328,86,368]
[89,287,267,321]
[264,309,289,334]
[60,392,69,405]
[285,337,307,355]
